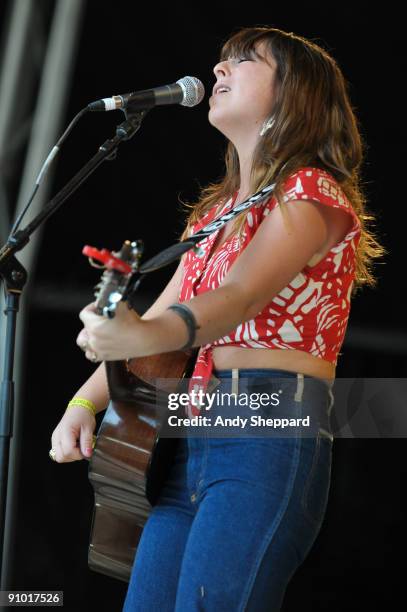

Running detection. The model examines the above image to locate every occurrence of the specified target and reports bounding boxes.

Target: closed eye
[226,56,253,64]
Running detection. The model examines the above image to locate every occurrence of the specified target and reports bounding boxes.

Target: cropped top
[178,166,361,415]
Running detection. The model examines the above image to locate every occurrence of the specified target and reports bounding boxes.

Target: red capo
[82,245,132,274]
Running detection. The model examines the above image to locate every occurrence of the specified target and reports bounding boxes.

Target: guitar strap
[186,161,290,247]
[138,163,289,274]
[187,180,277,254]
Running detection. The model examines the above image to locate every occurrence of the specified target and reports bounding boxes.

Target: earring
[260,115,275,136]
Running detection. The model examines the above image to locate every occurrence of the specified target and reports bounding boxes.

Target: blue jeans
[122,368,335,611]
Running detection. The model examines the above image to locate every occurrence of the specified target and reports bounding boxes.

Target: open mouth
[212,83,232,95]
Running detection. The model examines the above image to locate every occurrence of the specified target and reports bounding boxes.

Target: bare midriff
[212,346,336,381]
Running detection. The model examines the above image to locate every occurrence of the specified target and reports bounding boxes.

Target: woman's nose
[213,59,230,78]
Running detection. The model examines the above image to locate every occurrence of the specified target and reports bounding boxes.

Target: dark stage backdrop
[1,2,405,611]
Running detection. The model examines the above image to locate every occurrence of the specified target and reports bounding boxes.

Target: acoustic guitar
[83,239,197,582]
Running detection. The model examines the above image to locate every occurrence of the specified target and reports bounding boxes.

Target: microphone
[88,76,205,112]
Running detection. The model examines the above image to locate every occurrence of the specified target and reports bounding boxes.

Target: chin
[208,109,232,136]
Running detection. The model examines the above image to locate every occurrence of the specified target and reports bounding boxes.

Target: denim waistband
[211,367,335,435]
[212,367,334,390]
[214,368,299,378]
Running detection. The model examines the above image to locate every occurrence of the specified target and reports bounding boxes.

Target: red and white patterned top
[179,166,361,416]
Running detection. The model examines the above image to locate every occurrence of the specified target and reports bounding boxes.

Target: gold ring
[49,448,57,461]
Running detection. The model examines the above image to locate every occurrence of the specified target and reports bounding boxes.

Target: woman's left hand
[77,301,143,362]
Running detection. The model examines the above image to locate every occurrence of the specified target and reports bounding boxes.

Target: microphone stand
[0,108,148,590]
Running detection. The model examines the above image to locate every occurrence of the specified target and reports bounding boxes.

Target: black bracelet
[167,303,201,350]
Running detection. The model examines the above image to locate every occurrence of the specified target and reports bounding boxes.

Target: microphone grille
[176,76,205,107]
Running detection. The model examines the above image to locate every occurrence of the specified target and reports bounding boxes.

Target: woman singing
[50,26,384,611]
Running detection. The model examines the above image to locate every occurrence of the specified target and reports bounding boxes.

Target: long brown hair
[179,26,385,291]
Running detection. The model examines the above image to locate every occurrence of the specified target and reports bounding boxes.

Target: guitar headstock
[83,239,143,318]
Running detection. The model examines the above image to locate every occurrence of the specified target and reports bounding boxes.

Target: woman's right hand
[50,405,96,463]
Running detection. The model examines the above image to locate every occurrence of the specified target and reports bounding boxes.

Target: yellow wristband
[67,397,97,417]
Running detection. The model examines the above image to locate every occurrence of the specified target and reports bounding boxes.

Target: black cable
[8,107,89,239]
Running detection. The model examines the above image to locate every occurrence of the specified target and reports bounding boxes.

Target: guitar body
[87,348,197,582]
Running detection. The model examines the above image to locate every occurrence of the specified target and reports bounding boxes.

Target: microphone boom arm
[0,109,148,268]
